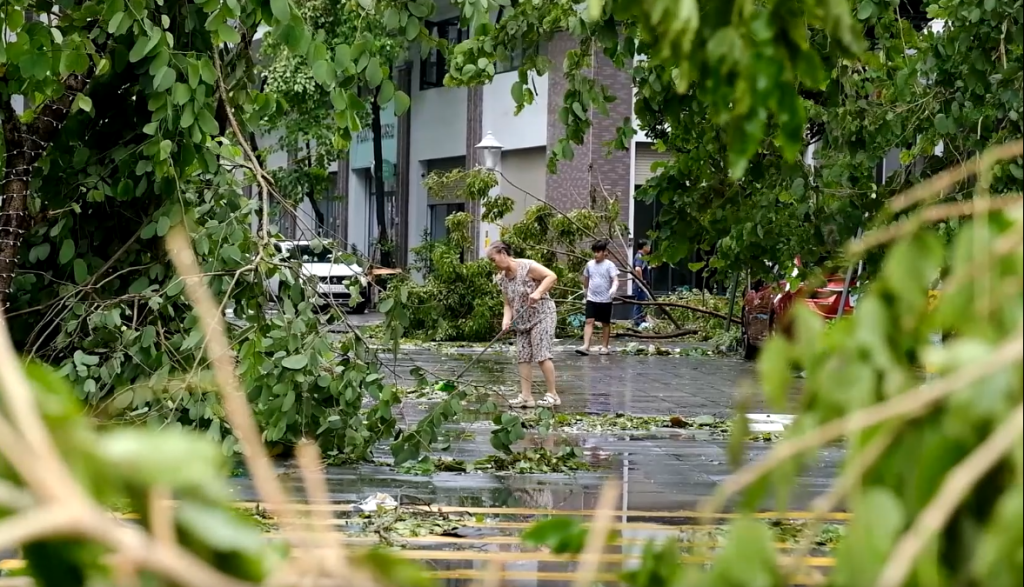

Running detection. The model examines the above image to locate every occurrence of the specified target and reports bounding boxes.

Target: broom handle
[453,305,531,380]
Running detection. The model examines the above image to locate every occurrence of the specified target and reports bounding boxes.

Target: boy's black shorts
[585,300,613,324]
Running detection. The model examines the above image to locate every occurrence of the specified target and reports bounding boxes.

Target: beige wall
[499,147,547,227]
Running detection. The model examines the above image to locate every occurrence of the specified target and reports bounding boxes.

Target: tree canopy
[444,0,1022,276]
[0,0,425,462]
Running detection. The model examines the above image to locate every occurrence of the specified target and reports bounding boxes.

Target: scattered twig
[477,559,504,587]
[291,440,371,584]
[0,309,92,504]
[0,506,72,554]
[0,479,32,510]
[147,486,176,547]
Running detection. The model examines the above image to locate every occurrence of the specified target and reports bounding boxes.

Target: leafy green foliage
[447,0,1021,285]
[1,362,283,585]
[358,507,470,542]
[522,517,591,554]
[260,0,418,148]
[474,446,591,474]
[394,231,506,342]
[635,0,1022,276]
[444,0,862,175]
[259,0,428,262]
[3,0,407,464]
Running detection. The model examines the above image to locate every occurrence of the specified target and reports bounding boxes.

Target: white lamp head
[475,131,504,171]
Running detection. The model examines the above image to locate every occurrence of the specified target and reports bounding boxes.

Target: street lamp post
[474,131,504,257]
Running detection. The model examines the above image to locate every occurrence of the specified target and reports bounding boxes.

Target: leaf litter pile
[396,447,592,475]
[343,507,845,554]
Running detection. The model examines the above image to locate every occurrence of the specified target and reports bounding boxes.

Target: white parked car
[266,240,370,313]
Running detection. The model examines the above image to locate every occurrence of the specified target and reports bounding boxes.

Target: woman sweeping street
[487,241,561,408]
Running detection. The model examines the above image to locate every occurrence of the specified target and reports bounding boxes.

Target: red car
[741,260,857,360]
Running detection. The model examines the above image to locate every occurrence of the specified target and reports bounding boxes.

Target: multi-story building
[270,4,707,292]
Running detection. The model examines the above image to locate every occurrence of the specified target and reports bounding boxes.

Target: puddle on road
[236,349,831,585]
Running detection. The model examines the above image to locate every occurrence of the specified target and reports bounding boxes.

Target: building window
[428,203,466,242]
[320,171,344,241]
[495,40,546,74]
[420,18,468,90]
[633,186,717,294]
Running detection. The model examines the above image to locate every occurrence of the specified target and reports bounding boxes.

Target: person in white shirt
[576,239,618,356]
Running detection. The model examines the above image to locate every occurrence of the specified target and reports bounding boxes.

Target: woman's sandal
[509,395,536,408]
[536,393,562,408]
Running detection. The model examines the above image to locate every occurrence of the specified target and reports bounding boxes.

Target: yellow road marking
[236,502,851,521]
[426,569,826,584]
[1,552,835,572]
[310,518,835,532]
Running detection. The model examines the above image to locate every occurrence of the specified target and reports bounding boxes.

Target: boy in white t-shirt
[576,239,618,356]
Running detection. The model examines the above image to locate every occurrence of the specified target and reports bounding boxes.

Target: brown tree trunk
[0,146,31,310]
[0,75,89,310]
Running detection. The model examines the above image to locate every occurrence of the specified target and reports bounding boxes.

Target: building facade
[269,5,681,293]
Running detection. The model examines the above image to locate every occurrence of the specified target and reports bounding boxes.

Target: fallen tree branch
[615,298,742,324]
[165,226,298,535]
[213,51,272,244]
[612,328,698,339]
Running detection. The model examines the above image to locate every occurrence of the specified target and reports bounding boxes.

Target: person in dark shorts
[577,239,618,356]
